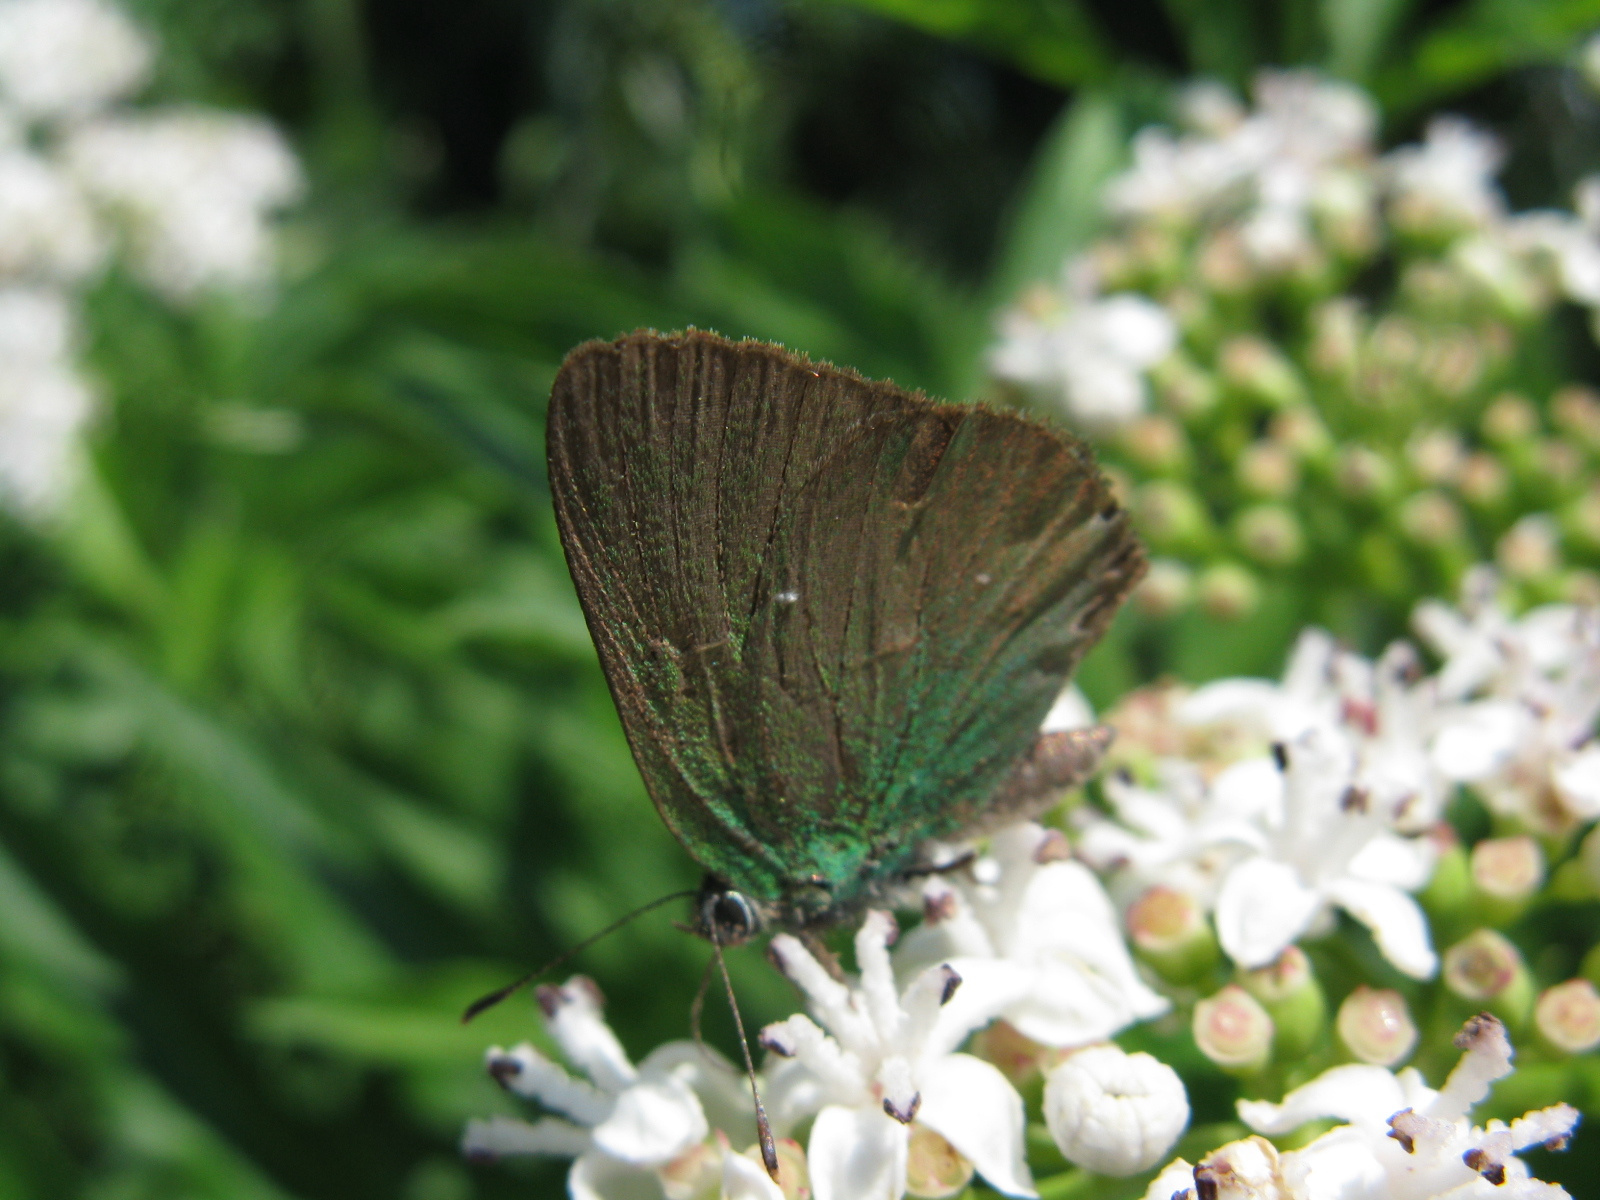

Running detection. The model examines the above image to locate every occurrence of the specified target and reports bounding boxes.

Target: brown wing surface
[546,329,1143,909]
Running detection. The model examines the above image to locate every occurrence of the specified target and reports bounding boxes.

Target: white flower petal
[808,1105,907,1200]
[1042,685,1095,731]
[1237,1064,1407,1133]
[569,1150,669,1200]
[1555,745,1600,819]
[460,1115,592,1160]
[722,1147,785,1200]
[1432,702,1525,781]
[590,1077,709,1167]
[1323,877,1437,979]
[1345,832,1435,890]
[1214,857,1322,969]
[1141,1158,1198,1200]
[919,1053,1036,1197]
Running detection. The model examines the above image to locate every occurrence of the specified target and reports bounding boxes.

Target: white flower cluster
[1150,1013,1578,1200]
[463,824,1186,1199]
[1077,568,1600,978]
[0,0,302,513]
[463,573,1595,1198]
[991,67,1600,428]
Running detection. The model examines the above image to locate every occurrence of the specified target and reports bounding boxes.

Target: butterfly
[546,328,1145,946]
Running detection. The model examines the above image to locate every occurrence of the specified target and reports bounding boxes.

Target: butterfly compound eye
[701,887,762,945]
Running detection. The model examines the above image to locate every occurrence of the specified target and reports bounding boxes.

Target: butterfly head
[695,878,765,946]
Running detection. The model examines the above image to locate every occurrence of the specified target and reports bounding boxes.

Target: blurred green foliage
[0,0,1598,1196]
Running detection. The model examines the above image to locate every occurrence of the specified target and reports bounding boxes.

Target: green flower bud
[1335,445,1396,500]
[1135,481,1212,552]
[1152,352,1219,417]
[1195,562,1260,621]
[1120,415,1189,472]
[1399,490,1465,547]
[1237,442,1299,497]
[1551,384,1600,450]
[1336,986,1418,1066]
[1240,947,1326,1062]
[905,1124,975,1198]
[1561,487,1600,547]
[1235,505,1304,565]
[1459,452,1509,508]
[1406,429,1465,487]
[1127,884,1219,984]
[1482,393,1539,444]
[1442,929,1534,1029]
[1469,835,1545,926]
[1194,984,1275,1073]
[1268,407,1332,461]
[1309,298,1363,379]
[1198,230,1255,295]
[1494,515,1562,583]
[1219,336,1305,408]
[1534,979,1600,1055]
[1133,559,1194,618]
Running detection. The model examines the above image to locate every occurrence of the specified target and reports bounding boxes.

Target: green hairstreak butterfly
[547,329,1144,945]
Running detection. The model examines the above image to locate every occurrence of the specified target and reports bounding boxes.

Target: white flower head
[896,822,1169,1048]
[0,0,149,121]
[1383,116,1506,233]
[66,110,304,300]
[1417,568,1600,833]
[990,275,1176,432]
[0,147,105,282]
[1211,728,1437,978]
[462,976,755,1200]
[1232,1013,1578,1198]
[761,910,1036,1200]
[0,285,92,513]
[1043,1043,1189,1176]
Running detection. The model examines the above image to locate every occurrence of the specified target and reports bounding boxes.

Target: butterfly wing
[547,330,1142,917]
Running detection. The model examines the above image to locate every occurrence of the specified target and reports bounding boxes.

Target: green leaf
[986,91,1125,311]
[813,0,1113,88]
[1322,0,1418,82]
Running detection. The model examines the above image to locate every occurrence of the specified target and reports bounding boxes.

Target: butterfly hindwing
[547,330,1143,920]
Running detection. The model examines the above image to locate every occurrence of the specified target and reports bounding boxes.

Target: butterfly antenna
[707,909,781,1182]
[461,889,698,1024]
[689,954,716,1054]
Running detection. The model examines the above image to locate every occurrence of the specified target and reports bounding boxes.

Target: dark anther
[939,965,962,1005]
[1271,742,1289,771]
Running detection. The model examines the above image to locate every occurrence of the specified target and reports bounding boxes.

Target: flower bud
[1199,230,1255,294]
[1427,332,1485,397]
[1469,835,1545,925]
[1235,505,1304,565]
[1240,947,1326,1061]
[1336,986,1418,1066]
[970,1020,1064,1086]
[1219,336,1305,408]
[1134,559,1193,617]
[1152,354,1218,417]
[1482,393,1538,444]
[1407,429,1465,486]
[1563,487,1600,547]
[1310,298,1363,378]
[1237,442,1298,497]
[1496,516,1562,581]
[1535,439,1584,488]
[1270,407,1331,458]
[1459,452,1509,507]
[1443,929,1533,1027]
[1194,984,1274,1072]
[1195,563,1260,621]
[1335,444,1395,499]
[1552,384,1600,449]
[1399,490,1465,546]
[1135,481,1212,552]
[1127,885,1219,983]
[1043,1045,1190,1176]
[905,1125,973,1198]
[1534,979,1600,1055]
[1561,569,1600,607]
[1121,415,1189,472]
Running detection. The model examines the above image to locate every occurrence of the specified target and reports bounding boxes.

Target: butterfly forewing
[547,330,1143,923]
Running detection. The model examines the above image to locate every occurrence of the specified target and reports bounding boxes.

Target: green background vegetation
[3,0,1600,1196]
